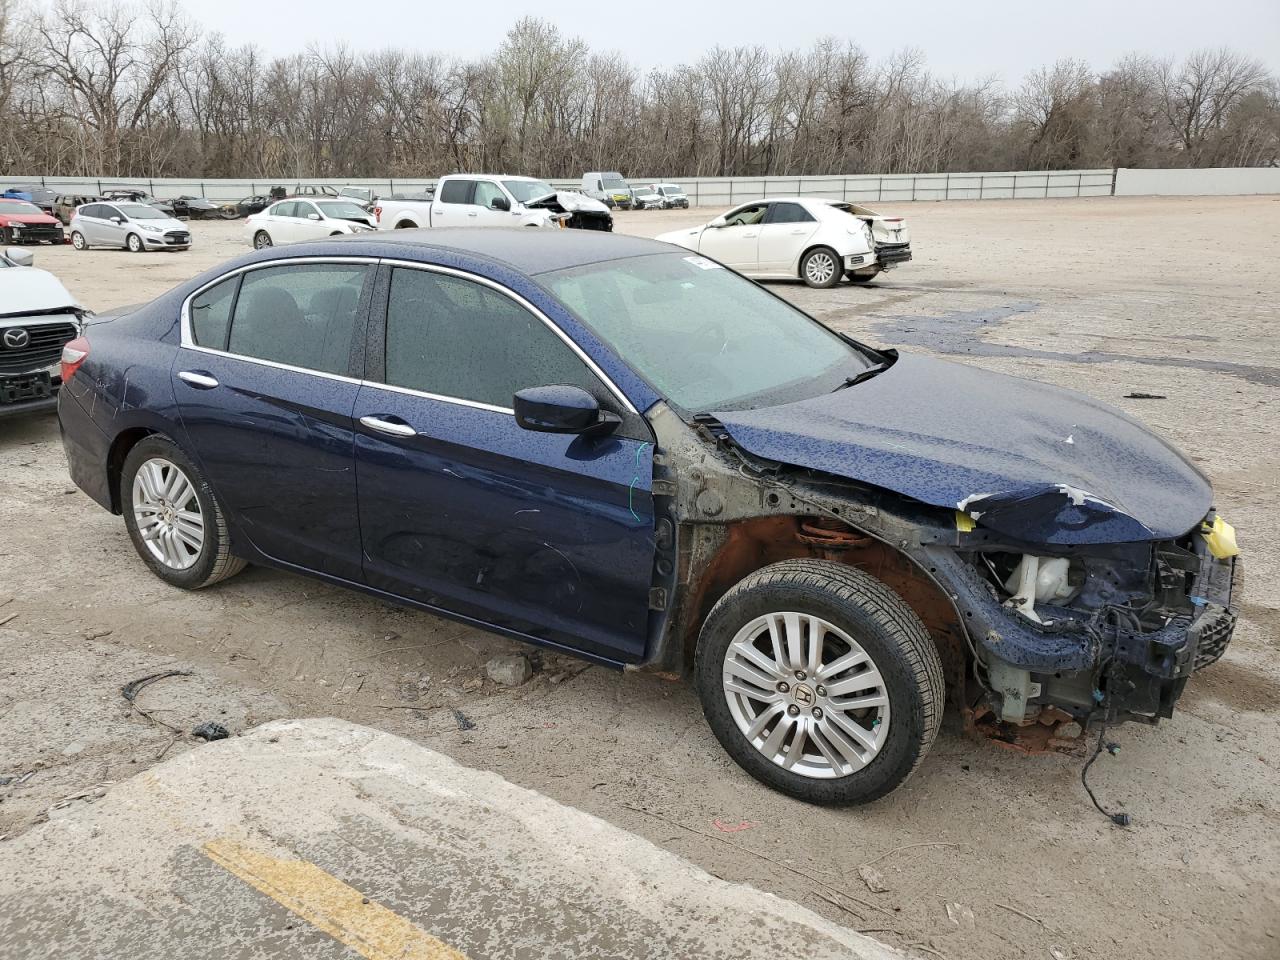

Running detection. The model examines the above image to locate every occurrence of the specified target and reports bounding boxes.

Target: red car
[0,198,66,245]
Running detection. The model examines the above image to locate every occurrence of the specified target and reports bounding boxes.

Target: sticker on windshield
[684,255,723,270]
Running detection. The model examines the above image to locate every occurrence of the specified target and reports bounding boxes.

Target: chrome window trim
[179,256,377,385]
[378,257,639,416]
[358,378,513,415]
[177,254,640,419]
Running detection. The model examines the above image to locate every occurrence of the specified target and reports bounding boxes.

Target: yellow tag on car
[1202,516,1239,559]
[955,511,976,532]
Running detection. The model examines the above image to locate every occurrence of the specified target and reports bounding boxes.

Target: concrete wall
[0,170,1115,205]
[1114,166,1280,197]
[4,167,1277,206]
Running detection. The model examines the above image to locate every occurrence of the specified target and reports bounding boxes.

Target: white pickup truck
[374,174,613,232]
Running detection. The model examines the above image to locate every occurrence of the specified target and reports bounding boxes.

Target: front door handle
[790,229,806,235]
[359,415,417,438]
[467,211,478,218]
[178,370,218,389]
[743,231,759,238]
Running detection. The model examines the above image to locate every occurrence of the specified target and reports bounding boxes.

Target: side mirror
[490,195,511,212]
[514,385,620,437]
[4,247,34,267]
[308,213,321,220]
[111,216,124,224]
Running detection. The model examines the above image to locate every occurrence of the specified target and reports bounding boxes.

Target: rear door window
[225,263,371,375]
[767,203,815,224]
[438,179,474,205]
[383,267,602,409]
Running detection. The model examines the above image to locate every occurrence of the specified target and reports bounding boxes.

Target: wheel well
[106,427,156,513]
[679,515,970,707]
[394,220,418,229]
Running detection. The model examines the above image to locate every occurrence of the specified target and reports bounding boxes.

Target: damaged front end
[643,394,1242,756]
[927,499,1240,748]
[527,192,615,232]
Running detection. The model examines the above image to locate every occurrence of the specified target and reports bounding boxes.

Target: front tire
[800,247,842,288]
[253,230,273,249]
[121,436,247,590]
[126,232,143,253]
[694,559,944,805]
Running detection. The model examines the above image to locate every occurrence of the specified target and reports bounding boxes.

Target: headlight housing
[140,223,162,232]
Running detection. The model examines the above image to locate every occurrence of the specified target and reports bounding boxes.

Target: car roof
[249,228,674,276]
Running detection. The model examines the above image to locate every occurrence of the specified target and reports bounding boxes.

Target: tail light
[374,205,382,224]
[61,335,89,383]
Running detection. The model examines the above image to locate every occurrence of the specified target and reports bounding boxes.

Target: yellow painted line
[203,838,469,960]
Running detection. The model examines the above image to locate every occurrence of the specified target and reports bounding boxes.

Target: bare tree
[1,5,1277,180]
[1158,47,1270,164]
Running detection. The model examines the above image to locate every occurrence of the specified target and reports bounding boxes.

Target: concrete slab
[0,718,904,959]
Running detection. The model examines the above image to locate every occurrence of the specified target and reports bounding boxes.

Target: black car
[165,196,222,220]
[218,195,273,219]
[56,230,1240,806]
[102,189,177,218]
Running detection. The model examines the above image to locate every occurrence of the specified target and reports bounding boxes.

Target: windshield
[316,200,371,221]
[0,200,42,215]
[503,179,556,203]
[634,188,657,198]
[542,253,875,412]
[659,184,685,195]
[601,174,628,190]
[117,203,167,219]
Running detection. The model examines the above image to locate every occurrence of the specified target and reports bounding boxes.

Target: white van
[581,172,634,210]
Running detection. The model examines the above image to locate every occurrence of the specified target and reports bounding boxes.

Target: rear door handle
[467,211,478,218]
[359,415,417,438]
[178,370,218,389]
[743,231,758,238]
[790,229,806,235]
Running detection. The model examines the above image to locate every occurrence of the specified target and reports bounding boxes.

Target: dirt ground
[2,197,1278,960]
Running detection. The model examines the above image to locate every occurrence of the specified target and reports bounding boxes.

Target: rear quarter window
[189,277,239,350]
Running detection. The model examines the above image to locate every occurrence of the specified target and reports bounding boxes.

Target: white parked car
[0,246,86,418]
[656,197,880,288]
[246,198,376,248]
[630,185,665,210]
[69,201,191,252]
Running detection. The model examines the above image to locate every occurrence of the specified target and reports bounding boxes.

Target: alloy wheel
[804,251,837,285]
[131,457,205,570]
[722,611,890,779]
[254,231,272,249]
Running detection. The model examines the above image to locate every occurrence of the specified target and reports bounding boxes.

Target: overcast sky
[179,0,1279,82]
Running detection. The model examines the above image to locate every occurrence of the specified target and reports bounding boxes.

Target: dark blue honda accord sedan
[58,229,1240,804]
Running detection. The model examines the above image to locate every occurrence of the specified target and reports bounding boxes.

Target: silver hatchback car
[70,201,191,253]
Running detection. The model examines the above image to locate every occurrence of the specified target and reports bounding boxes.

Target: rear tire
[694,559,944,805]
[121,436,247,590]
[126,232,143,253]
[800,247,842,288]
[71,231,87,250]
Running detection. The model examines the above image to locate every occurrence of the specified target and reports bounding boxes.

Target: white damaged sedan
[657,197,884,288]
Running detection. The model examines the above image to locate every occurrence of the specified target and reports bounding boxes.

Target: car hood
[0,213,58,225]
[140,217,187,231]
[528,191,612,215]
[714,353,1212,545]
[0,266,83,318]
